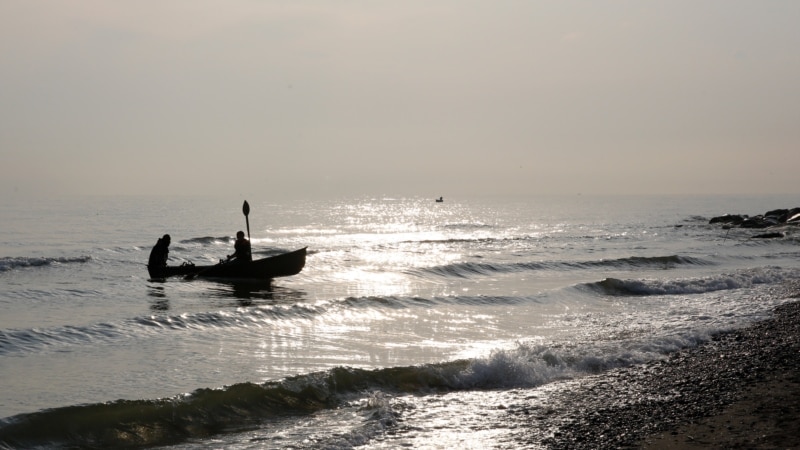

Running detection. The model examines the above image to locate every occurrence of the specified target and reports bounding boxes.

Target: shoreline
[519,285,800,449]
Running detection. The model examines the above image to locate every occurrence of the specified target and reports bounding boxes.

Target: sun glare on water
[305,199,480,299]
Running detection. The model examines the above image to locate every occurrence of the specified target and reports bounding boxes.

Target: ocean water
[0,194,798,449]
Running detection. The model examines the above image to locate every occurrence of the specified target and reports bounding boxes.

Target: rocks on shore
[709,207,800,234]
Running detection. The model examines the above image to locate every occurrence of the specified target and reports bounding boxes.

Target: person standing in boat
[148,234,171,269]
[227,231,252,262]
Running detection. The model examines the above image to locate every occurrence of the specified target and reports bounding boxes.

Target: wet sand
[519,285,800,449]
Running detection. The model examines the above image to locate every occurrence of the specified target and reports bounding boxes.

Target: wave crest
[579,267,791,297]
[413,254,711,279]
[0,256,91,273]
[0,331,712,448]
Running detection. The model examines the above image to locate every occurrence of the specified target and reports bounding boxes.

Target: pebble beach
[526,283,800,449]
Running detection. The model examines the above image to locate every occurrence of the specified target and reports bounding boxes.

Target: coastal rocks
[709,207,800,231]
[752,231,785,239]
[708,214,746,226]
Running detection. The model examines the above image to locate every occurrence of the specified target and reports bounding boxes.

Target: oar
[243,200,251,241]
[185,201,252,281]
[186,201,250,281]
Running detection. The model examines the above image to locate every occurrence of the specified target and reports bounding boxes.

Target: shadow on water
[146,284,171,311]
[145,278,307,310]
[201,280,308,307]
[146,284,166,297]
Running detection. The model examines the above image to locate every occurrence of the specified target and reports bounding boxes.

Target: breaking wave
[414,254,711,279]
[0,329,714,449]
[579,267,793,297]
[179,236,233,245]
[0,256,91,273]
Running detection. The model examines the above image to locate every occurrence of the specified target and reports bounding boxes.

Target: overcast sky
[2,1,799,199]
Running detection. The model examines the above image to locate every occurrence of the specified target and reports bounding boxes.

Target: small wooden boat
[148,247,307,281]
[148,262,200,279]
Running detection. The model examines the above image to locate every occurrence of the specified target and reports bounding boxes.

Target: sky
[1,1,799,199]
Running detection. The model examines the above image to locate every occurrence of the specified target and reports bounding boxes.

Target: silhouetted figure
[436,197,444,203]
[148,234,171,269]
[227,231,252,262]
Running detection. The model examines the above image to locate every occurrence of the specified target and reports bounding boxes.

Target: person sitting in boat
[148,234,171,269]
[227,231,252,262]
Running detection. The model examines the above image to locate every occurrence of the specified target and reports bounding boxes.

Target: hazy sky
[2,1,799,198]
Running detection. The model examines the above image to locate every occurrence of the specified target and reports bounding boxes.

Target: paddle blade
[243,200,250,216]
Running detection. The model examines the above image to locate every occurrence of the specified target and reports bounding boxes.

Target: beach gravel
[516,284,800,449]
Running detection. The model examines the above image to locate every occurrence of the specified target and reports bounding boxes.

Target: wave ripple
[0,256,91,273]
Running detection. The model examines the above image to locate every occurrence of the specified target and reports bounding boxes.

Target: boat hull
[148,247,307,281]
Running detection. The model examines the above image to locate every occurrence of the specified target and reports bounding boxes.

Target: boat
[148,201,307,282]
[148,247,307,281]
[148,261,200,279]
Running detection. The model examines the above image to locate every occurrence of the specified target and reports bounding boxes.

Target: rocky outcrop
[709,207,800,230]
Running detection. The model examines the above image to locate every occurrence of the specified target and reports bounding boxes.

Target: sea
[1,194,798,449]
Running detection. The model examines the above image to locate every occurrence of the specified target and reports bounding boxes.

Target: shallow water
[1,194,798,448]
